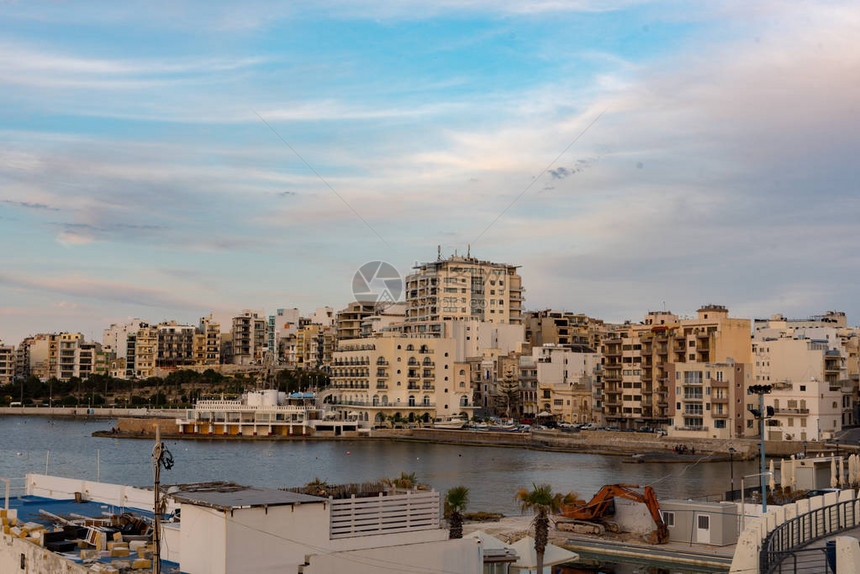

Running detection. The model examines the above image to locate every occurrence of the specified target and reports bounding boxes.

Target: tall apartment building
[534,344,601,424]
[126,326,157,379]
[335,302,378,341]
[329,335,473,425]
[0,341,14,385]
[15,337,33,379]
[668,361,750,439]
[405,254,524,325]
[194,315,221,366]
[752,330,853,439]
[268,308,300,363]
[524,310,606,350]
[601,305,752,432]
[309,307,335,327]
[29,334,59,381]
[156,321,196,369]
[231,310,267,366]
[296,324,335,371]
[103,319,146,360]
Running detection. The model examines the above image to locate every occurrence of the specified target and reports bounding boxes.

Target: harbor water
[0,416,760,516]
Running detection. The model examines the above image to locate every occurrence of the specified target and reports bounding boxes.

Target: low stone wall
[0,406,148,418]
[115,417,179,435]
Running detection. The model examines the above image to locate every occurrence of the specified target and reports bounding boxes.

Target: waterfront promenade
[94,416,809,459]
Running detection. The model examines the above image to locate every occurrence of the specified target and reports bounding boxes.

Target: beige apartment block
[329,335,474,426]
[296,324,335,371]
[753,333,854,439]
[231,310,267,366]
[601,305,752,431]
[534,344,601,424]
[29,333,59,381]
[127,326,157,379]
[194,315,221,365]
[0,342,14,385]
[525,310,607,350]
[405,254,524,325]
[667,361,750,440]
[335,301,378,341]
[360,303,407,338]
[759,380,849,442]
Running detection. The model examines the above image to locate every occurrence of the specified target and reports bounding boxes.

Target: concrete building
[296,324,335,372]
[534,344,601,424]
[360,302,407,337]
[524,310,606,350]
[102,318,146,360]
[335,301,378,341]
[310,306,335,327]
[127,325,158,379]
[156,321,197,369]
[267,308,299,363]
[601,305,752,431]
[668,361,750,439]
[28,333,59,381]
[194,314,221,366]
[14,336,33,379]
[231,310,267,366]
[405,253,524,325]
[753,330,853,439]
[0,341,14,385]
[329,335,474,426]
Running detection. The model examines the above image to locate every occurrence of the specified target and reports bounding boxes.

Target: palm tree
[515,484,576,573]
[445,486,470,539]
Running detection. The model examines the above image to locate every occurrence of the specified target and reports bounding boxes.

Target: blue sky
[2,1,860,342]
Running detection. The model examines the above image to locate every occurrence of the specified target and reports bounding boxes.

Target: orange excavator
[558,484,669,544]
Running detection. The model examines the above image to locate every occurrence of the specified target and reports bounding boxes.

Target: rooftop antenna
[467,244,471,258]
[437,245,441,261]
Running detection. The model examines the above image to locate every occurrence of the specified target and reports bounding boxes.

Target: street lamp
[728,447,737,501]
[748,384,773,514]
[802,440,808,458]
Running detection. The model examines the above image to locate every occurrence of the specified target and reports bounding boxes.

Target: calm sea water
[0,416,759,516]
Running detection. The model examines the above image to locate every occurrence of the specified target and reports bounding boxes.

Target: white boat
[433,415,468,429]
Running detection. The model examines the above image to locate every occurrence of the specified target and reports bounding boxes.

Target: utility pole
[748,385,773,513]
[151,425,173,574]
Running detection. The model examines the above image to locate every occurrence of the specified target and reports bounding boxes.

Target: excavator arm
[559,484,669,544]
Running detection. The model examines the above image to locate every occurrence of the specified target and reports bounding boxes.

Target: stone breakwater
[96,418,808,459]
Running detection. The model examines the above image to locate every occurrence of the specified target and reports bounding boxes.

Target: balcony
[774,407,810,414]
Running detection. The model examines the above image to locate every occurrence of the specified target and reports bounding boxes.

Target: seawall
[96,420,811,458]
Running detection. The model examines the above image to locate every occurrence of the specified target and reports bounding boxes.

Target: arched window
[408,395,416,407]
[373,395,379,406]
[406,344,414,351]
[382,395,389,406]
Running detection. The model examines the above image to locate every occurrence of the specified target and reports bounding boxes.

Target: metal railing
[761,498,856,573]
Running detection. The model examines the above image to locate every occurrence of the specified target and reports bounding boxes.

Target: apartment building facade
[601,305,752,431]
[328,335,473,425]
[405,254,524,325]
[231,310,267,366]
[534,344,601,424]
[0,342,14,385]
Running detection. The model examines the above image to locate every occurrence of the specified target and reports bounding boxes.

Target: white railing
[329,490,440,539]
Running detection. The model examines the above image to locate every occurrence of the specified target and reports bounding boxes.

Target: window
[662,511,675,527]
[715,420,726,429]
[697,515,710,530]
